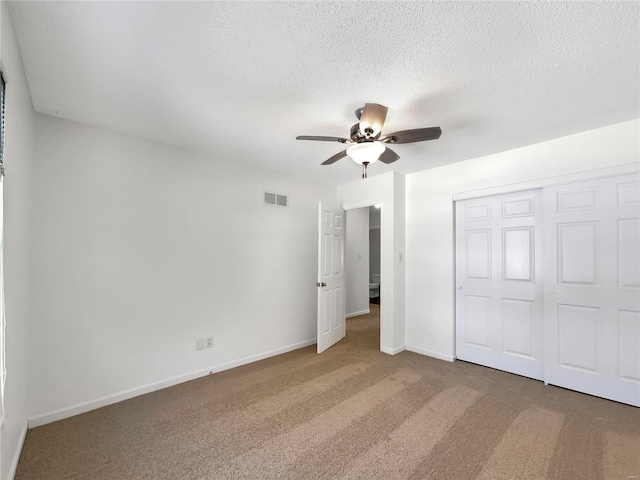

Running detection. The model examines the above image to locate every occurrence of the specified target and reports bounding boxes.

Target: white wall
[369,227,380,281]
[405,119,640,361]
[345,208,369,317]
[28,114,336,421]
[369,206,380,228]
[392,172,406,349]
[0,4,35,479]
[338,171,405,354]
[369,207,380,280]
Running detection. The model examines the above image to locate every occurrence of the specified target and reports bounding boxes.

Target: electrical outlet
[196,338,204,351]
[205,337,213,349]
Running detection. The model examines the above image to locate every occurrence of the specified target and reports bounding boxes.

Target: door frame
[453,164,638,202]
[343,199,386,353]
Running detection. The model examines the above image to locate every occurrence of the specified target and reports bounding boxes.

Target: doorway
[345,206,381,347]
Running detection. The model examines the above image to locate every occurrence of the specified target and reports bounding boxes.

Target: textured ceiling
[8,1,639,185]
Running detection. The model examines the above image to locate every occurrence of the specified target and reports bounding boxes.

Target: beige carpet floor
[16,305,640,479]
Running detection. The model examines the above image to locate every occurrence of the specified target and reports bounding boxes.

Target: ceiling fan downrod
[362,161,370,179]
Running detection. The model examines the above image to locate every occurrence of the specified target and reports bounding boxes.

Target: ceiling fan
[296,103,442,178]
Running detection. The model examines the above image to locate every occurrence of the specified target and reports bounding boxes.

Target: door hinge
[316,282,327,287]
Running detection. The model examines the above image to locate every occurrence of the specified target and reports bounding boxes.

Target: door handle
[316,282,327,287]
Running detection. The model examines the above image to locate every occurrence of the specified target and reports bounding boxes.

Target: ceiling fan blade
[359,103,388,138]
[321,149,348,165]
[380,127,442,144]
[296,135,348,143]
[378,147,400,164]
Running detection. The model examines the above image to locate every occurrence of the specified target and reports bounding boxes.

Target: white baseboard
[345,309,370,318]
[381,345,405,355]
[406,345,455,362]
[8,419,28,480]
[28,338,316,428]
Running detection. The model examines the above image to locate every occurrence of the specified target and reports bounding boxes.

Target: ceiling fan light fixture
[358,103,388,138]
[359,121,381,138]
[346,142,385,165]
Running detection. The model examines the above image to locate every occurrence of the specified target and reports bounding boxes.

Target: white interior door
[543,173,640,406]
[317,202,346,353]
[456,189,544,380]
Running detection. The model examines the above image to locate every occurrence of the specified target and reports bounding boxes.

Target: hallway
[345,303,380,351]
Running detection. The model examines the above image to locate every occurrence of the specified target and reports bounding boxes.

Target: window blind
[0,72,7,426]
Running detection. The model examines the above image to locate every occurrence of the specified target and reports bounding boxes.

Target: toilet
[369,273,380,301]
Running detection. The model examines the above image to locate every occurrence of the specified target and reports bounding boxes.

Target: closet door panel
[544,173,640,407]
[456,190,543,380]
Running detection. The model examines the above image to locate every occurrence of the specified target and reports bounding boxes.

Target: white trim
[8,419,28,480]
[452,163,639,201]
[28,338,316,428]
[345,309,370,318]
[406,345,455,362]
[342,199,384,211]
[340,197,390,355]
[381,345,405,355]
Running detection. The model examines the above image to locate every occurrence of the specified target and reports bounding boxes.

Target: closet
[455,173,639,406]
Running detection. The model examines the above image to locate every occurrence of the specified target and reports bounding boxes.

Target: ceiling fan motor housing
[350,123,382,142]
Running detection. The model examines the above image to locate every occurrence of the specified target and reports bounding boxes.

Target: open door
[317,202,346,353]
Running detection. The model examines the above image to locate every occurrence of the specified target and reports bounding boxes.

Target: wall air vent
[264,191,288,208]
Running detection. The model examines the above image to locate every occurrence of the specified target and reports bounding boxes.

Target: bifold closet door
[543,173,640,407]
[455,190,544,380]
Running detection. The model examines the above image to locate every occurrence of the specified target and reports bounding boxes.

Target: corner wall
[0,3,36,479]
[405,119,640,361]
[28,114,336,422]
